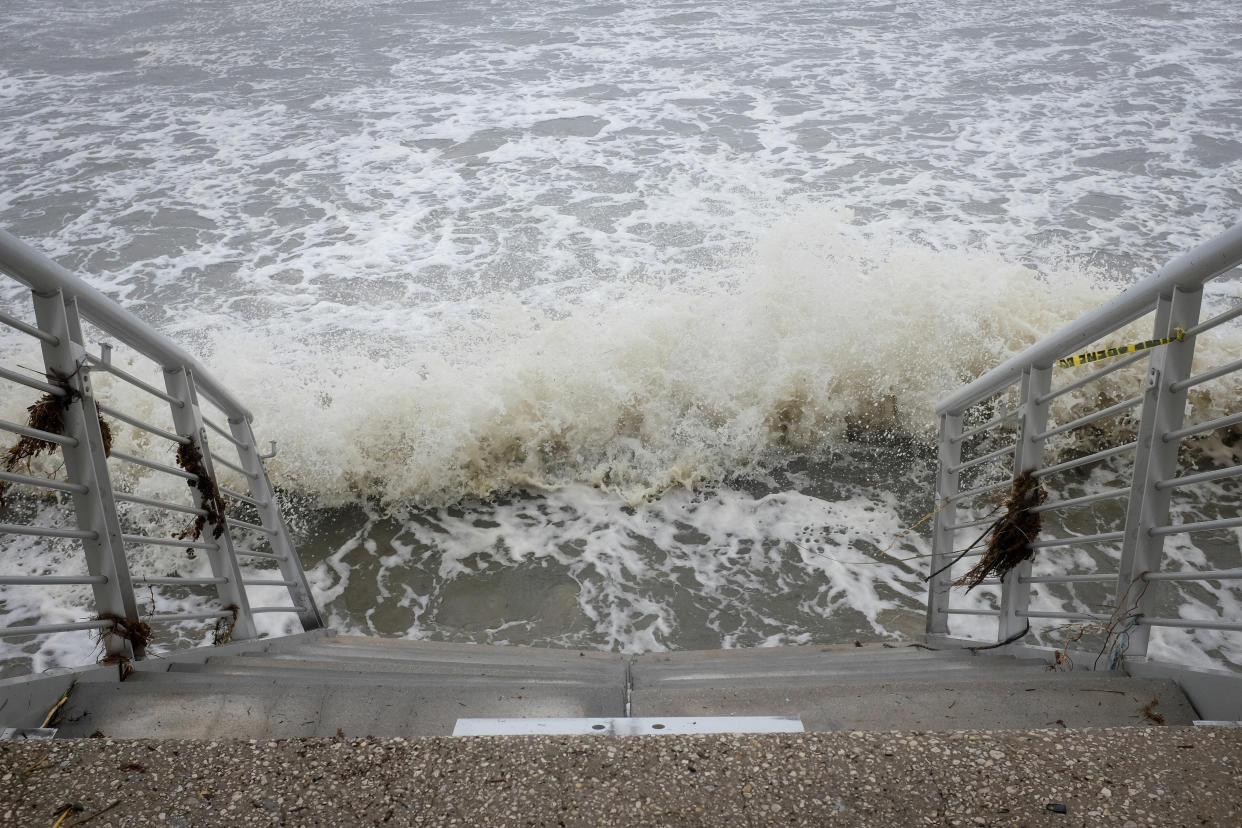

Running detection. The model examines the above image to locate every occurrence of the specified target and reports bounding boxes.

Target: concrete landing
[26,635,1198,740]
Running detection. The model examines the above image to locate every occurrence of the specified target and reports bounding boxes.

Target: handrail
[926,220,1242,686]
[0,228,322,665]
[0,228,252,421]
[937,221,1242,416]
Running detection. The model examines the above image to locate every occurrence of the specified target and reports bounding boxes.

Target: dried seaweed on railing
[955,471,1045,590]
[0,368,113,510]
[173,437,227,541]
[94,612,153,679]
[213,604,240,646]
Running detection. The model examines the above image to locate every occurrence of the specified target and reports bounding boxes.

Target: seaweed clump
[213,604,240,646]
[0,384,112,510]
[955,471,1046,590]
[173,437,227,541]
[95,612,154,678]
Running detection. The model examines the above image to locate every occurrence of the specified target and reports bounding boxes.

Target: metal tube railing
[0,308,59,344]
[0,228,252,419]
[927,220,1242,675]
[0,228,322,661]
[1037,349,1151,405]
[936,222,1242,415]
[0,365,70,396]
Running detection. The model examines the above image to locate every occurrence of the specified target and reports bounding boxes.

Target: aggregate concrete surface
[2,727,1239,827]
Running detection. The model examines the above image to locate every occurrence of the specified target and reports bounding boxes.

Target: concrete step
[631,645,1050,688]
[42,639,1200,740]
[631,672,1196,731]
[55,671,626,739]
[167,659,624,691]
[182,652,625,681]
[264,635,619,665]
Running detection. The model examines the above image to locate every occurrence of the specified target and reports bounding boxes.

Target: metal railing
[926,221,1242,674]
[0,229,321,665]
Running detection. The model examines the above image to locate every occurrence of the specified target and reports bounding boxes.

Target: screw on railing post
[30,290,139,661]
[926,412,962,637]
[163,367,258,641]
[1116,286,1202,660]
[997,366,1052,644]
[227,417,323,632]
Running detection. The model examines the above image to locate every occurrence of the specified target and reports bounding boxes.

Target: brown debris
[173,437,227,541]
[1140,698,1166,725]
[955,471,1045,590]
[0,368,112,510]
[212,604,240,646]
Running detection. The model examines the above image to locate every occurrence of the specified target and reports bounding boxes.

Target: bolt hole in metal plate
[452,716,804,736]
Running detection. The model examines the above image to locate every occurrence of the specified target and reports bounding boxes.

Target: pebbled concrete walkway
[2,726,1240,827]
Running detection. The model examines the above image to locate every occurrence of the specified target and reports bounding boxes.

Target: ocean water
[2,0,1241,675]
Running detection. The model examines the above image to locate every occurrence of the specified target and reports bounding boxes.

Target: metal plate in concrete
[453,716,804,736]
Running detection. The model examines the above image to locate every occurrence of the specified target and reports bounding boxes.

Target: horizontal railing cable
[1037,349,1151,405]
[1142,617,1242,632]
[0,309,58,344]
[219,486,266,508]
[0,469,88,495]
[1033,395,1142,441]
[112,491,206,516]
[1180,301,1242,339]
[225,516,276,536]
[1033,441,1137,479]
[946,478,1011,504]
[951,409,1020,443]
[133,576,228,586]
[0,417,77,447]
[1142,568,1242,582]
[110,450,196,481]
[210,451,256,478]
[0,575,108,585]
[242,578,296,587]
[0,524,97,540]
[1020,573,1117,584]
[1029,488,1128,514]
[95,403,188,445]
[949,443,1017,474]
[202,416,247,448]
[0,620,112,637]
[1162,410,1242,443]
[1028,530,1125,550]
[1155,463,1242,490]
[1148,515,1242,537]
[86,356,183,407]
[1171,356,1242,393]
[0,366,67,396]
[121,533,215,550]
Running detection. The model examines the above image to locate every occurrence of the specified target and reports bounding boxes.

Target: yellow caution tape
[1057,329,1184,369]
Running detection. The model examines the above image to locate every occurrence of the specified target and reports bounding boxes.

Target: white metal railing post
[228,417,323,631]
[30,290,140,659]
[163,367,259,641]
[926,412,962,636]
[1115,286,1203,658]
[997,366,1052,643]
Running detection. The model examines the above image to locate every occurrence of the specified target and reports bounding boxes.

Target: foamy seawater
[2,0,1241,674]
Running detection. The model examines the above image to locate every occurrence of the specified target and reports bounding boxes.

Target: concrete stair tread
[32,636,1202,740]
[232,650,626,674]
[55,675,625,739]
[631,674,1196,731]
[167,660,621,685]
[271,635,620,662]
